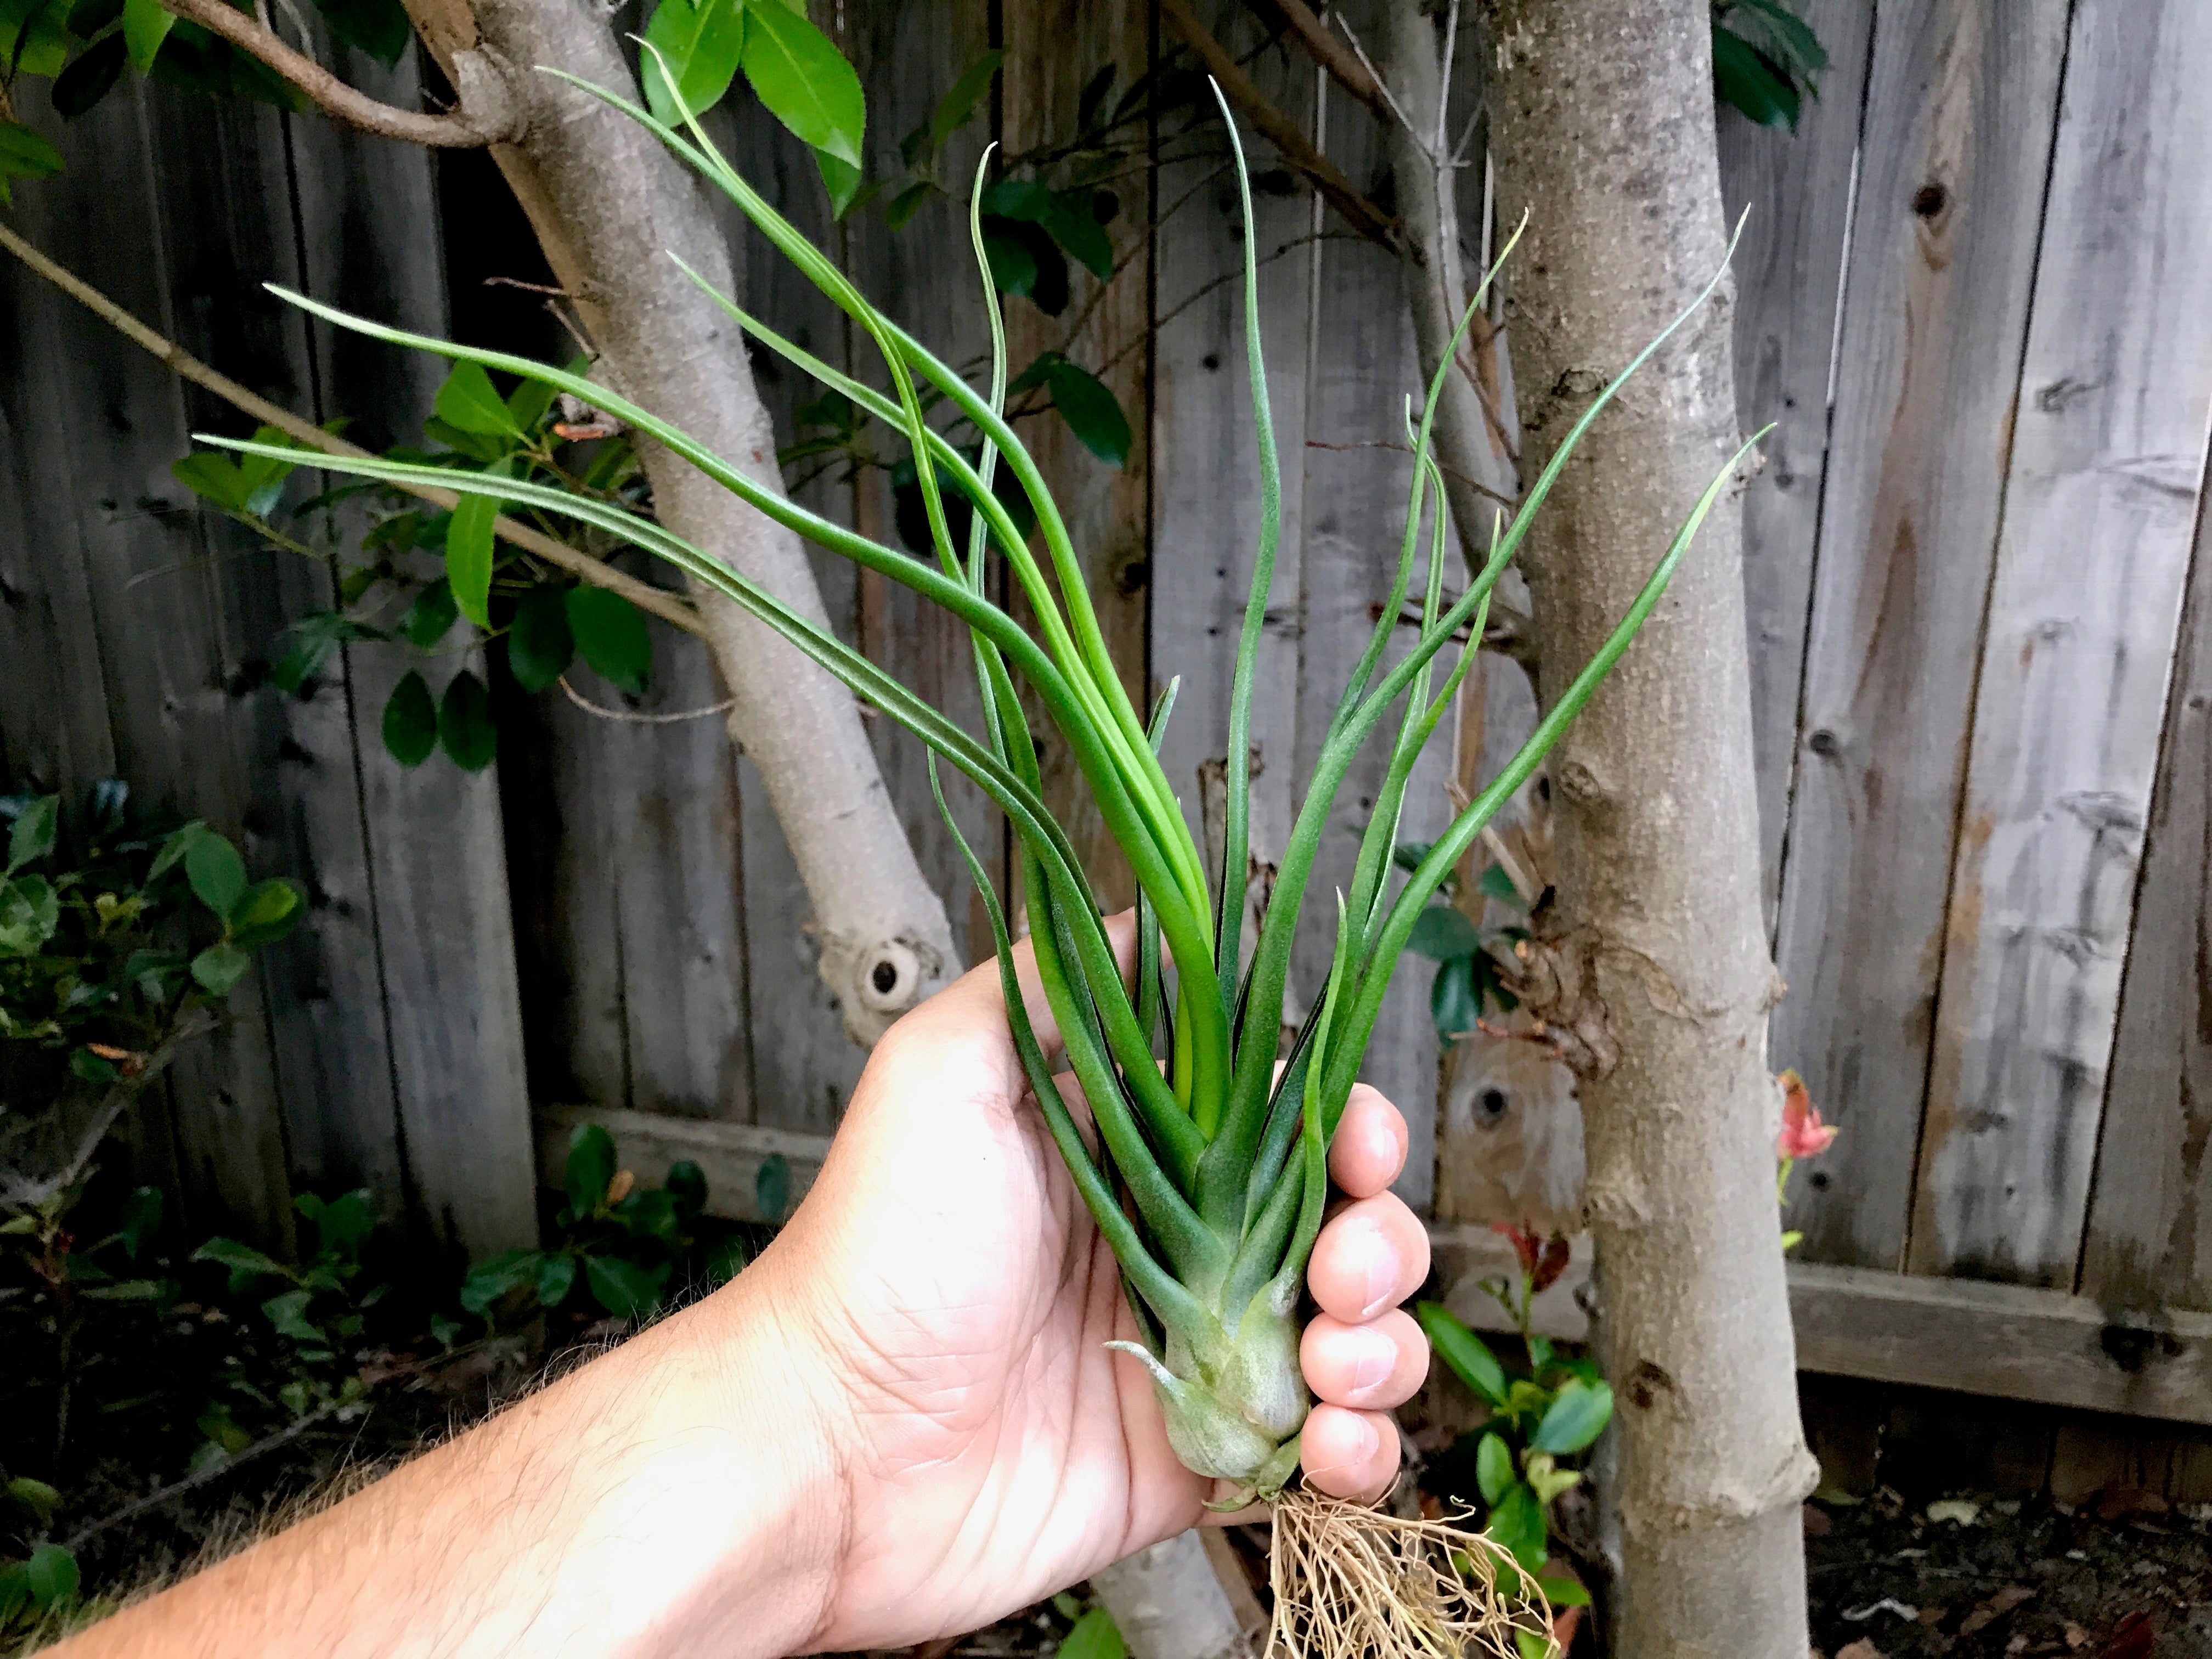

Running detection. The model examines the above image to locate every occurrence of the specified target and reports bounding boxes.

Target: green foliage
[1395,846,1527,1042]
[1058,1606,1126,1659]
[0,786,302,1120]
[1418,1242,1613,1581]
[1712,0,1827,131]
[458,1125,753,1332]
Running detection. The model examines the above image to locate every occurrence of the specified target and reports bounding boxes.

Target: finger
[1307,1193,1430,1324]
[1300,1310,1429,1410]
[1328,1087,1408,1199]
[1300,1405,1400,1502]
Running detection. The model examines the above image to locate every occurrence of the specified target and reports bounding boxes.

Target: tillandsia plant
[196,59,1760,1651]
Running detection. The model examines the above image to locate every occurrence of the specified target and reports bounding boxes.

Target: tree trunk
[1476,2,1816,1653]
[402,0,958,1041]
[1089,1532,1249,1659]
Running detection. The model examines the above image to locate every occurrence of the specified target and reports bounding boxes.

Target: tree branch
[1154,0,1406,255]
[1240,0,1390,122]
[161,0,510,146]
[0,221,706,641]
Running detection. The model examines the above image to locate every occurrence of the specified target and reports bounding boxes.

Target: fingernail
[1344,1327,1397,1398]
[1357,1224,1401,1321]
[1306,1412,1381,1479]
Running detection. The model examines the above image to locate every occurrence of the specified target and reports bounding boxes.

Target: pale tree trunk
[1475,2,1816,1653]
[1090,1532,1250,1659]
[401,0,957,1041]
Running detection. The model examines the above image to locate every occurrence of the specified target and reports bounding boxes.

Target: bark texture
[402,0,958,1041]
[1089,1532,1247,1659]
[1476,2,1816,1652]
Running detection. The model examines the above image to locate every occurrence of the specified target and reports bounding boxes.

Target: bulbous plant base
[1267,1487,1555,1659]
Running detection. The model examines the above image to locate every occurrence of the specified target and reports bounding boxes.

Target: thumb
[893,906,1142,1077]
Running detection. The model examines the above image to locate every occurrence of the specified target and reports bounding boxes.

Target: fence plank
[1910,0,2212,1285]
[1714,0,1876,923]
[2080,492,2212,1314]
[1770,0,2070,1268]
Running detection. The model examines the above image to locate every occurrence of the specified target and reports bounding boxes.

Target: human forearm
[59,1268,845,1659]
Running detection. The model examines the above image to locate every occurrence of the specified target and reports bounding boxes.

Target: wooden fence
[4,0,2210,1473]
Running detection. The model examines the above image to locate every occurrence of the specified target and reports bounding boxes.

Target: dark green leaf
[26,1542,77,1611]
[191,1235,289,1282]
[381,670,438,766]
[433,362,523,438]
[741,1,864,167]
[437,669,497,771]
[1416,1300,1509,1408]
[566,585,651,697]
[1478,862,1526,910]
[228,878,303,947]
[506,584,574,693]
[1475,1430,1514,1506]
[928,48,1000,144]
[641,0,746,125]
[0,119,63,187]
[52,31,126,119]
[1731,0,1827,75]
[459,1248,543,1316]
[1712,24,1799,129]
[69,0,123,34]
[309,0,410,66]
[7,792,57,872]
[582,1252,665,1319]
[0,0,72,80]
[1483,1480,1547,1572]
[703,1235,749,1284]
[6,1476,61,1523]
[172,452,250,512]
[1058,1607,1125,1659]
[812,146,862,217]
[1429,952,1482,1041]
[148,820,208,881]
[1045,359,1128,466]
[981,225,1037,298]
[1407,903,1482,960]
[1531,1379,1613,1455]
[1043,189,1113,280]
[665,1159,707,1218]
[981,176,1054,221]
[301,1188,374,1259]
[119,0,168,63]
[755,1151,789,1221]
[271,610,385,692]
[535,1250,578,1307]
[261,1286,322,1343]
[506,374,558,432]
[190,940,251,994]
[614,1187,680,1247]
[402,576,460,648]
[117,1185,162,1260]
[565,1122,616,1220]
[445,494,498,629]
[883,179,934,230]
[183,831,246,918]
[70,1046,120,1084]
[0,874,59,957]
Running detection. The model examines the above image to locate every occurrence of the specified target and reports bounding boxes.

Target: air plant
[201,65,1757,1656]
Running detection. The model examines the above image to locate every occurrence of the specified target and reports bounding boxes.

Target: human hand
[759,915,1432,1651]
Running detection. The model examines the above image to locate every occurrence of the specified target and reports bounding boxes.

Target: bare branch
[0,221,705,641]
[162,0,509,146]
[1238,0,1391,123]
[1155,0,1406,255]
[558,675,735,725]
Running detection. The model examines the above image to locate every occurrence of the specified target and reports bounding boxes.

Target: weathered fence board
[1910,0,2212,1285]
[1771,0,2071,1268]
[2078,442,2212,1313]
[1714,0,1876,922]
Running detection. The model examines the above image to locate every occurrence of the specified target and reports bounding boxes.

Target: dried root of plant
[1267,1486,1554,1659]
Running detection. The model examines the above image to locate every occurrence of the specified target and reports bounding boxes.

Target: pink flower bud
[1775,1069,1838,1160]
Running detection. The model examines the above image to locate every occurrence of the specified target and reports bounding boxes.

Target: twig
[0,221,706,642]
[1154,0,1405,255]
[160,0,503,146]
[558,676,735,725]
[0,1013,213,1211]
[1239,0,1389,122]
[1094,230,1349,380]
[63,1403,345,1551]
[1332,18,1429,163]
